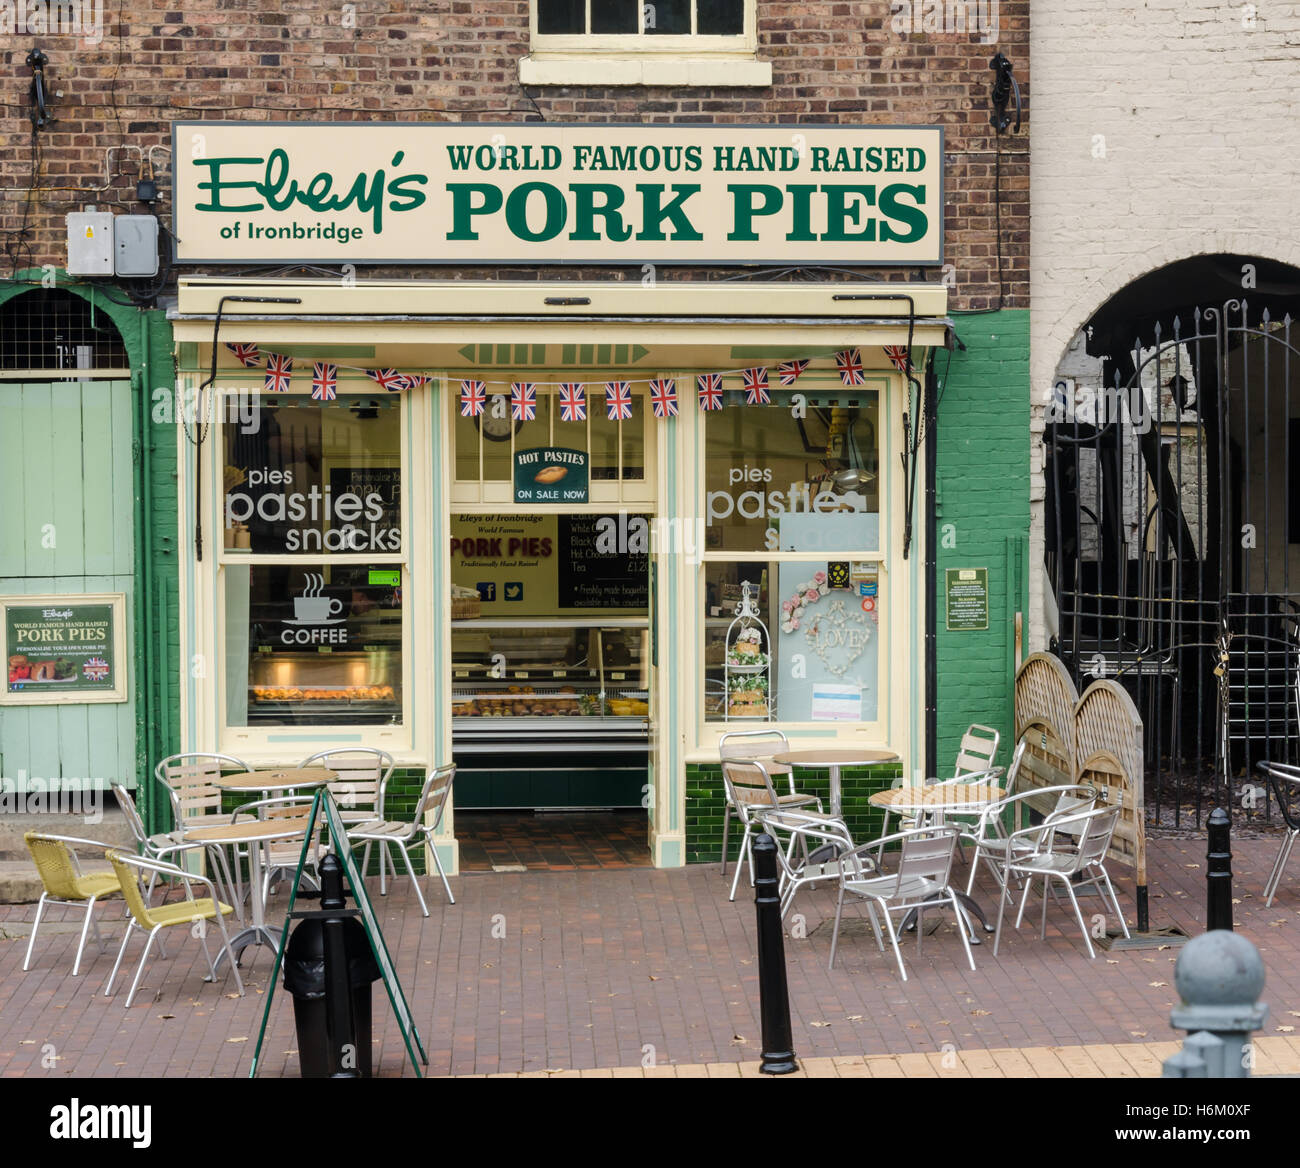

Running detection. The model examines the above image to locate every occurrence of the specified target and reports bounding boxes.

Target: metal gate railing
[1046,300,1300,828]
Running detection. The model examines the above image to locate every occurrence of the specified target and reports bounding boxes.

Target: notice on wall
[945,567,989,632]
[556,515,650,610]
[3,594,127,704]
[810,682,863,722]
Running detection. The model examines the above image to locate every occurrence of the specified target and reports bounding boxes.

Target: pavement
[1,832,1298,1078]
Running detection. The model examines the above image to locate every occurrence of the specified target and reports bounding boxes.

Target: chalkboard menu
[556,515,650,610]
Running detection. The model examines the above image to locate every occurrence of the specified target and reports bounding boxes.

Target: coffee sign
[2,594,127,704]
[173,122,943,265]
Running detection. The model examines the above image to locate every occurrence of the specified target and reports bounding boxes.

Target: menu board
[3,594,127,704]
[556,515,650,610]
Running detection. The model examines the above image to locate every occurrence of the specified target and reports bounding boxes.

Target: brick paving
[1,833,1298,1078]
[456,810,651,871]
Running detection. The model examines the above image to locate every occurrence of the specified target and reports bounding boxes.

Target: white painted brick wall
[1028,0,1300,650]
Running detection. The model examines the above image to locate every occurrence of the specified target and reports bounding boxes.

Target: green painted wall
[0,276,181,829]
[933,309,1030,772]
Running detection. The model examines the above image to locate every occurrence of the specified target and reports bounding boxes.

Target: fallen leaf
[158,1014,175,1020]
[1130,1031,1148,1038]
[1185,864,1200,869]
[1149,981,1168,987]
[810,1021,831,1028]
[1106,959,1120,965]
[730,1034,747,1045]
[1277,1026,1296,1033]
[648,975,659,981]
[847,1015,864,1021]
[226,1037,247,1044]
[971,1010,991,1017]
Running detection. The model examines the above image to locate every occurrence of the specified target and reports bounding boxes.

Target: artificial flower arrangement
[779,570,830,634]
[726,625,768,667]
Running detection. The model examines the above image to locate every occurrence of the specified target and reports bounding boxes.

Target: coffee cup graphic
[293,574,343,623]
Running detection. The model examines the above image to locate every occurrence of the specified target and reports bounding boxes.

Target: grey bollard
[1162,930,1268,1078]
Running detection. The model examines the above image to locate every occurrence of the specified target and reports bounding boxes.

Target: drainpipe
[924,356,938,781]
[138,312,160,832]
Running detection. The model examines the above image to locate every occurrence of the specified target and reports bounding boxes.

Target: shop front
[166,121,954,870]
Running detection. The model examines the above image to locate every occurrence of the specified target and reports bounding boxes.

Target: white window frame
[520,0,771,87]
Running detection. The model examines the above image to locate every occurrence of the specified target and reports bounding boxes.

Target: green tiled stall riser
[685,762,903,865]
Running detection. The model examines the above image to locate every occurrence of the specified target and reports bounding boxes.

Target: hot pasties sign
[173,123,943,265]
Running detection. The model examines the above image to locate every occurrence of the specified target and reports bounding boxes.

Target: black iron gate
[1046,300,1300,828]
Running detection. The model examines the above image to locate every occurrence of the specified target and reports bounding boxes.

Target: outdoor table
[869,780,1004,942]
[218,767,337,794]
[771,748,902,819]
[182,816,312,970]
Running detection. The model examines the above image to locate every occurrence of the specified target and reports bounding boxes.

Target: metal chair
[299,747,395,886]
[882,723,1003,837]
[103,850,244,1008]
[1256,760,1300,906]
[22,833,122,976]
[719,730,823,887]
[154,752,251,907]
[346,764,456,916]
[228,795,324,901]
[756,807,861,921]
[111,783,201,902]
[995,805,1130,959]
[827,823,976,980]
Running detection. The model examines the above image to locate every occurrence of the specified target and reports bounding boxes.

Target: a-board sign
[249,787,427,1077]
[2,593,127,704]
[556,514,650,609]
[513,446,589,503]
[945,567,989,631]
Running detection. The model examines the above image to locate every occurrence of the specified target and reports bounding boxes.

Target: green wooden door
[0,380,136,791]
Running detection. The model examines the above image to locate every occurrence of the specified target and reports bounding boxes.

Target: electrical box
[66,211,114,275]
[114,214,159,277]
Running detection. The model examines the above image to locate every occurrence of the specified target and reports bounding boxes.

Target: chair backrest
[1075,806,1123,869]
[721,759,780,811]
[300,748,394,820]
[156,753,249,828]
[411,764,457,831]
[719,729,790,763]
[953,724,1000,779]
[106,850,170,929]
[1258,761,1300,832]
[896,826,959,887]
[111,783,148,848]
[24,833,97,900]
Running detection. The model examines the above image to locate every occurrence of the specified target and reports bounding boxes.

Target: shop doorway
[456,809,651,871]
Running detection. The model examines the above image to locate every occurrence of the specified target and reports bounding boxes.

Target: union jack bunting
[883,345,912,374]
[402,375,428,391]
[778,359,809,386]
[366,368,408,393]
[511,381,537,421]
[696,372,724,412]
[226,342,261,368]
[459,379,486,417]
[835,348,866,385]
[741,367,770,406]
[648,377,678,418]
[311,362,338,401]
[558,382,586,422]
[605,380,633,421]
[264,353,293,394]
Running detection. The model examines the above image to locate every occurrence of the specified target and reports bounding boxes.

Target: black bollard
[320,853,361,1077]
[753,833,798,1075]
[1207,807,1233,932]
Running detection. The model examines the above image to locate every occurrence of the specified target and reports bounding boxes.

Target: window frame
[531,0,755,51]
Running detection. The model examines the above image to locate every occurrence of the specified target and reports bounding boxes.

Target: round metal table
[771,748,902,819]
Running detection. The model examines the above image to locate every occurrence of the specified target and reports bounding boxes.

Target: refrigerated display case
[451,618,649,752]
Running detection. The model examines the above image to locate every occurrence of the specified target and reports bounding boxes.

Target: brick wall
[1027,1,1300,650]
[0,1,1028,308]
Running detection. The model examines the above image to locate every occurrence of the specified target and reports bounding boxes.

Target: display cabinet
[451,618,650,752]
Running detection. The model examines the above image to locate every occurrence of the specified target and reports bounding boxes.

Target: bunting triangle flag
[741,367,770,405]
[511,382,537,421]
[264,353,293,393]
[558,382,586,422]
[226,342,261,368]
[696,373,723,412]
[778,359,809,386]
[606,381,633,421]
[648,377,678,418]
[835,348,866,385]
[460,379,486,417]
[311,362,337,401]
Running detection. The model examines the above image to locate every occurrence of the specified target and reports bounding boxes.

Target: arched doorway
[1043,255,1300,827]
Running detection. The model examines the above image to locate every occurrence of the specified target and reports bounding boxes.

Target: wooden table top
[216,768,337,791]
[184,816,312,844]
[772,748,901,768]
[869,782,1003,811]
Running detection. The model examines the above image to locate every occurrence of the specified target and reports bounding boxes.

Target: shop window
[220,394,404,728]
[537,0,743,35]
[702,386,883,725]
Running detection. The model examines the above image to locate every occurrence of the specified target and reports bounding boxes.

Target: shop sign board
[513,447,589,503]
[945,568,989,631]
[2,593,127,704]
[173,122,943,265]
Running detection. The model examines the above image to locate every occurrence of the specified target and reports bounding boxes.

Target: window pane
[622,396,645,480]
[226,561,403,726]
[590,400,619,481]
[646,0,691,33]
[454,406,480,482]
[696,0,744,34]
[513,389,551,454]
[480,392,513,481]
[702,558,881,724]
[591,0,638,33]
[704,387,880,553]
[538,0,585,33]
[223,395,401,556]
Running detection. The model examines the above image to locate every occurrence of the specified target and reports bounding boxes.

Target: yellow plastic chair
[22,832,122,976]
[103,850,245,1008]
